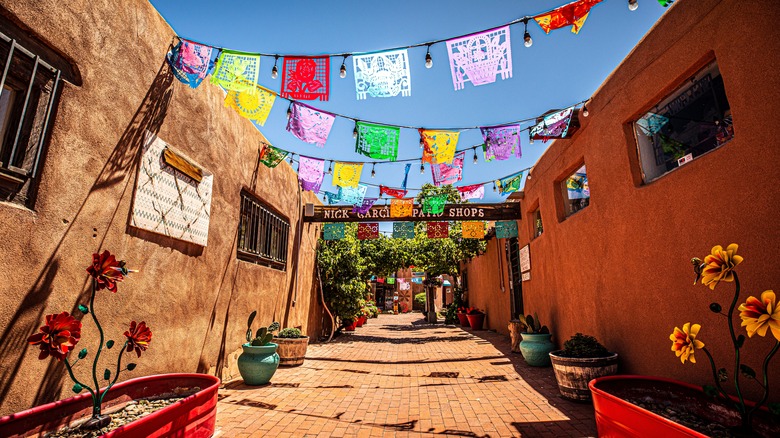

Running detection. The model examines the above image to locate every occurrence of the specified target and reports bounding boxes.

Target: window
[506,237,523,317]
[0,28,63,207]
[532,208,543,238]
[561,164,590,217]
[634,61,733,182]
[237,190,290,270]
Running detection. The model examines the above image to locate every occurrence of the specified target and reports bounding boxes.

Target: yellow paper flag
[225,83,276,126]
[332,162,363,188]
[390,198,414,218]
[462,221,486,239]
[420,129,459,164]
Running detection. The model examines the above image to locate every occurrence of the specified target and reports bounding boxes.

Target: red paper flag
[380,185,408,199]
[357,223,379,240]
[427,222,449,239]
[533,0,602,34]
[281,57,330,101]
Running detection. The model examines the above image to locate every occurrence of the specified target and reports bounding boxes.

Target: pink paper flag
[481,124,522,160]
[286,102,335,147]
[298,156,324,192]
[431,151,465,187]
[458,184,485,201]
[446,26,512,91]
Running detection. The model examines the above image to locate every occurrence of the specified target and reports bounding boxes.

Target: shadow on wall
[0,58,174,411]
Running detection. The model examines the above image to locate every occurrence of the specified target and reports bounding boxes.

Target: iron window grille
[0,29,62,207]
[237,190,290,270]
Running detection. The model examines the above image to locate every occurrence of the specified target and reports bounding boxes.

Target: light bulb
[419,137,425,148]
[286,107,292,120]
[473,151,478,164]
[425,53,432,69]
[340,64,347,78]
[524,32,533,48]
[582,106,589,117]
[371,165,376,178]
[628,0,638,11]
[420,163,425,174]
[493,183,497,192]
[327,161,333,174]
[529,135,534,145]
[271,65,278,79]
[353,126,358,138]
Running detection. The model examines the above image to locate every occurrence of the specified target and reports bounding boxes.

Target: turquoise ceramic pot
[237,343,279,385]
[519,333,555,367]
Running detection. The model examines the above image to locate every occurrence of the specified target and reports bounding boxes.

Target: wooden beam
[303,203,521,223]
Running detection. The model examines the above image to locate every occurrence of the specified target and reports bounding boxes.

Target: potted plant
[457,307,470,327]
[237,312,280,386]
[518,313,555,367]
[274,328,309,367]
[591,244,780,437]
[466,308,486,330]
[0,251,220,437]
[343,318,357,332]
[549,333,618,401]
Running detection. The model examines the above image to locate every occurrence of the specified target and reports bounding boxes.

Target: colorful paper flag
[380,186,408,199]
[458,184,485,201]
[496,172,523,195]
[259,143,288,168]
[446,26,512,91]
[431,151,465,186]
[422,194,447,214]
[355,122,400,161]
[281,56,329,101]
[636,113,669,135]
[323,191,340,205]
[338,184,367,205]
[393,222,415,239]
[658,0,674,6]
[401,163,411,190]
[495,220,518,239]
[357,223,379,240]
[420,129,459,164]
[481,124,522,160]
[533,0,602,35]
[323,223,345,240]
[168,39,213,88]
[390,198,414,218]
[462,221,485,239]
[353,49,412,100]
[352,198,377,214]
[298,156,325,192]
[210,50,261,92]
[481,144,495,163]
[225,83,276,126]
[530,107,575,142]
[286,102,335,147]
[566,167,590,199]
[332,162,363,188]
[427,222,449,239]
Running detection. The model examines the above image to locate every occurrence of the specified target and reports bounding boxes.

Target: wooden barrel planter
[274,337,309,367]
[549,351,619,401]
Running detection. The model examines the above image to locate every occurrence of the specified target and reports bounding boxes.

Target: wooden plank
[303,203,521,223]
[163,147,203,183]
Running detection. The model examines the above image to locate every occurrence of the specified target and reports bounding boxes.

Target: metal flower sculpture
[27,250,151,430]
[670,244,778,433]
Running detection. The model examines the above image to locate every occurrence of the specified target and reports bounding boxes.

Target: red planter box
[344,321,357,331]
[0,373,220,438]
[466,313,485,330]
[457,313,470,327]
[355,316,366,327]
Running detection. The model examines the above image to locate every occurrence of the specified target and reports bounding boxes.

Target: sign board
[522,271,531,282]
[304,203,521,223]
[519,244,531,272]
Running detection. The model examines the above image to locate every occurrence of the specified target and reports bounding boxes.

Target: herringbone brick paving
[214,313,596,437]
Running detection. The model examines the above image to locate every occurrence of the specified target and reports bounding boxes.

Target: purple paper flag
[286,102,335,147]
[446,26,512,91]
[431,151,465,187]
[298,156,325,192]
[480,124,522,161]
[458,184,485,201]
[352,198,377,214]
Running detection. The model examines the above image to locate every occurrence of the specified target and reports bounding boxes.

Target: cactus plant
[245,311,279,346]
[519,312,549,334]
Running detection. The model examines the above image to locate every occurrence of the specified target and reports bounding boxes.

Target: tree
[317,224,367,324]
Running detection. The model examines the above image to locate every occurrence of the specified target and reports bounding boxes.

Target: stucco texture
[462,237,512,335]
[0,0,323,415]
[463,0,780,400]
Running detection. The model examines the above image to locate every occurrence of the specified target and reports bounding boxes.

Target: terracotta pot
[590,375,780,437]
[457,312,470,327]
[0,373,219,438]
[344,321,356,331]
[549,350,618,401]
[466,313,485,330]
[275,336,309,367]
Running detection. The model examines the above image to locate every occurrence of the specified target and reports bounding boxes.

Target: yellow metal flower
[670,323,705,364]
[700,244,743,290]
[738,290,780,341]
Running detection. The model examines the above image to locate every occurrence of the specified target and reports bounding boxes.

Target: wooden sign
[519,244,531,272]
[304,203,521,223]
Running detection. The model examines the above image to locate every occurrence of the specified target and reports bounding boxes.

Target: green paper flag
[323,223,345,240]
[495,221,518,239]
[496,171,523,195]
[393,222,415,239]
[355,121,400,161]
[259,144,288,168]
[422,194,447,214]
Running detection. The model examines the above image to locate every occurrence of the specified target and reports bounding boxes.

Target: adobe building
[0,0,324,415]
[462,0,779,398]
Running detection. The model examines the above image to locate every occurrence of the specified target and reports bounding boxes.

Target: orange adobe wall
[463,0,780,400]
[461,236,513,335]
[0,0,325,415]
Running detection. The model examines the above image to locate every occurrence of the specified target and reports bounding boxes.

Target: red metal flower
[86,250,129,292]
[27,312,82,361]
[124,321,152,358]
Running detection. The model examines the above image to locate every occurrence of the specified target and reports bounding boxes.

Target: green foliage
[414,293,426,308]
[560,333,609,358]
[519,313,549,334]
[278,327,304,338]
[245,311,279,346]
[443,303,458,324]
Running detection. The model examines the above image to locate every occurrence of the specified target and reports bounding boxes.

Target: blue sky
[150,0,667,215]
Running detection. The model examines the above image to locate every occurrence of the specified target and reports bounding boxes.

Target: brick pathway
[215,313,597,437]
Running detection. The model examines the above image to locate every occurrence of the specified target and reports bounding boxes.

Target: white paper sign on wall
[519,244,531,273]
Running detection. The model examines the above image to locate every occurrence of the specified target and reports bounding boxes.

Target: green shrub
[277,327,304,338]
[414,292,426,308]
[560,333,609,358]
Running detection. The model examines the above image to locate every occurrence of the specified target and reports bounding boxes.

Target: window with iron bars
[237,190,290,270]
[0,25,64,208]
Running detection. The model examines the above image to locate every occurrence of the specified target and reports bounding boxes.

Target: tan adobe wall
[0,0,324,415]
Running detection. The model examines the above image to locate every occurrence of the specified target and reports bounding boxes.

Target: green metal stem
[64,359,97,411]
[746,340,780,422]
[98,341,128,406]
[701,348,731,402]
[89,279,105,416]
[729,273,748,427]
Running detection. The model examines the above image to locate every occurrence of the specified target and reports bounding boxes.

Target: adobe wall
[465,0,780,399]
[462,237,512,335]
[0,0,323,414]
